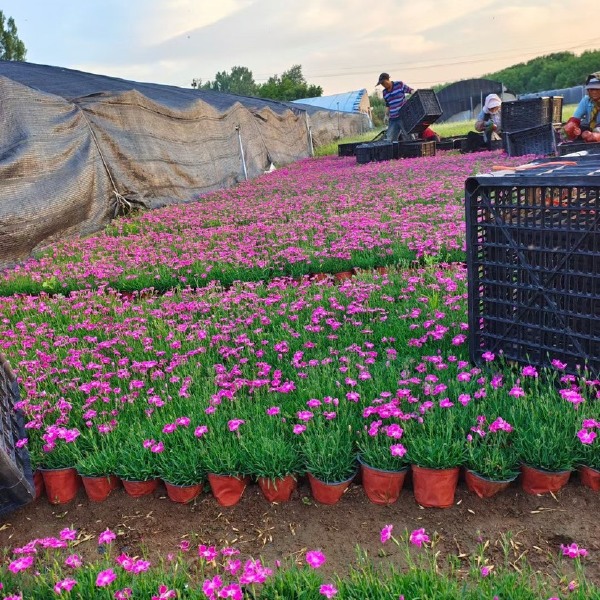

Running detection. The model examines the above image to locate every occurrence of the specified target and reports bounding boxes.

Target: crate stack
[501,97,559,157]
[0,353,34,517]
[466,154,600,375]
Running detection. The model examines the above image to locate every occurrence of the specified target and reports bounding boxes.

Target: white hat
[586,76,600,90]
[484,94,502,111]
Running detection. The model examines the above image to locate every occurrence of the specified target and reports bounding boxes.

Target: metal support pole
[236,125,248,181]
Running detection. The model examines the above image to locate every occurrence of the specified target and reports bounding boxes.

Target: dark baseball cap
[376,72,390,86]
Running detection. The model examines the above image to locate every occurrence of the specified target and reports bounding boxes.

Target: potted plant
[240,418,302,503]
[357,423,409,505]
[301,419,356,505]
[37,426,82,505]
[203,426,249,507]
[77,445,120,502]
[156,433,206,504]
[464,415,519,498]
[406,408,465,508]
[116,437,159,498]
[514,393,577,495]
[576,417,600,491]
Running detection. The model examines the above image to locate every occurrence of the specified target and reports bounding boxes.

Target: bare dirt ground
[2,471,599,584]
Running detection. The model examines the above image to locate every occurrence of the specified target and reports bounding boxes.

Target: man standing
[376,72,414,141]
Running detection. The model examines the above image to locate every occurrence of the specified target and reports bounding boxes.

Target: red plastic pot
[520,465,571,495]
[360,462,408,505]
[464,469,517,499]
[108,475,121,490]
[164,482,203,504]
[258,475,297,502]
[33,470,45,500]
[207,474,249,507]
[81,475,115,502]
[40,467,81,505]
[307,472,355,505]
[411,465,459,508]
[578,465,600,492]
[122,479,159,498]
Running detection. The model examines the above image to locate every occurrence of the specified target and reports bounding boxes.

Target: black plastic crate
[0,353,34,517]
[465,156,600,375]
[551,96,563,124]
[338,142,362,157]
[398,89,443,136]
[397,140,436,158]
[558,141,600,156]
[355,142,394,164]
[438,136,466,151]
[501,97,552,133]
[505,123,557,157]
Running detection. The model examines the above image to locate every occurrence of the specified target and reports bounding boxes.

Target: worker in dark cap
[376,72,414,141]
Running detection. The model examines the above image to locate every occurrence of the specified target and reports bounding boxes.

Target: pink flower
[202,575,223,596]
[390,443,407,458]
[198,544,218,561]
[509,386,525,398]
[561,543,588,558]
[98,528,116,545]
[577,429,597,445]
[227,419,245,432]
[293,424,306,435]
[218,583,243,599]
[380,524,393,544]
[482,351,495,362]
[64,554,83,569]
[306,550,326,569]
[152,584,177,600]
[266,406,281,416]
[59,528,77,541]
[522,365,538,377]
[151,441,164,453]
[319,583,338,598]
[114,589,133,600]
[53,578,77,594]
[8,555,34,573]
[480,566,491,577]
[179,540,190,552]
[194,425,208,437]
[96,568,117,587]
[409,528,430,548]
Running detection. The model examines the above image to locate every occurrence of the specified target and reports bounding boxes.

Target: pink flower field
[0,150,599,598]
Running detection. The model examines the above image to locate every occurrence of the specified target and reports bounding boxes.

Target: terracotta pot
[40,467,81,505]
[578,465,600,492]
[258,475,297,502]
[122,479,159,498]
[164,481,203,504]
[333,270,354,283]
[81,475,115,502]
[33,470,45,500]
[411,465,460,508]
[360,461,408,505]
[520,465,571,495]
[108,475,121,490]
[208,474,249,507]
[307,472,355,505]
[465,469,518,499]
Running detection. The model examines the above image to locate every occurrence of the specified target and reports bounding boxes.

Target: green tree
[0,11,26,61]
[257,64,323,101]
[200,66,257,96]
[368,93,386,127]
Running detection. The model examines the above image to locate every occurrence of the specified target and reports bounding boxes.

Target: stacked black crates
[398,89,443,136]
[0,353,34,517]
[501,97,558,157]
[356,141,395,164]
[466,155,600,375]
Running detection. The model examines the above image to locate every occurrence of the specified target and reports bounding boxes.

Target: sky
[2,0,599,96]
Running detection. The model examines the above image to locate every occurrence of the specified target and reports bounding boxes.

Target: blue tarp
[293,90,367,113]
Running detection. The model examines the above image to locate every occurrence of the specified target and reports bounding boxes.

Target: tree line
[478,50,600,94]
[192,64,323,101]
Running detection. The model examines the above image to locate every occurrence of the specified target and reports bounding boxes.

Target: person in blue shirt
[376,72,414,141]
[564,73,600,142]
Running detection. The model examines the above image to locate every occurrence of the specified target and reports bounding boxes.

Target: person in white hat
[474,94,502,146]
[564,73,600,142]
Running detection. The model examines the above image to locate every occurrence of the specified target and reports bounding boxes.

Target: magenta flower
[114,589,133,600]
[306,550,326,569]
[198,544,218,561]
[380,524,393,544]
[293,424,306,435]
[577,429,597,445]
[8,555,34,573]
[508,386,525,398]
[266,406,281,416]
[561,543,588,558]
[194,425,208,437]
[218,583,243,599]
[202,575,223,596]
[179,540,190,552]
[227,419,245,432]
[390,443,407,458]
[64,554,83,569]
[480,566,491,577]
[98,528,116,545]
[96,568,117,587]
[319,583,338,598]
[151,584,177,600]
[409,528,430,548]
[59,527,77,541]
[53,578,77,594]
[522,365,538,377]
